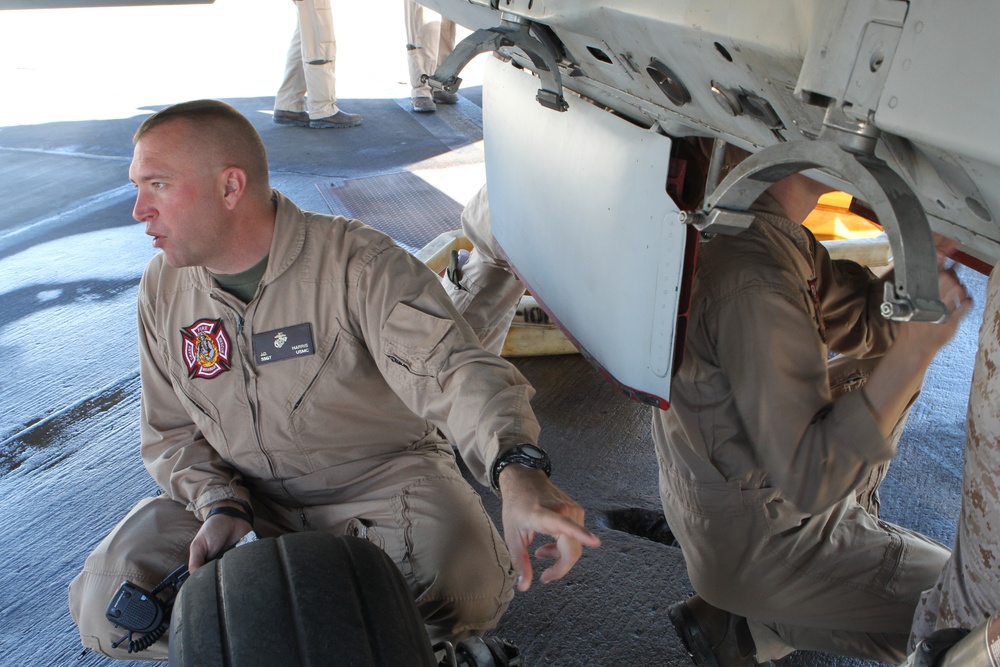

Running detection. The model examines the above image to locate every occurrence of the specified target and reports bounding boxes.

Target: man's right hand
[188,502,253,572]
[896,262,972,358]
[498,466,601,592]
[864,261,972,436]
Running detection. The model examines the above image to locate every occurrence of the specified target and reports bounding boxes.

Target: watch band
[206,504,254,527]
[490,444,552,490]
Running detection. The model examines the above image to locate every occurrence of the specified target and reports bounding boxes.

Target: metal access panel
[483,57,687,407]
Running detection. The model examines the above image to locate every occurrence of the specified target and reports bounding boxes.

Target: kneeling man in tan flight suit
[660,167,971,666]
[69,99,599,660]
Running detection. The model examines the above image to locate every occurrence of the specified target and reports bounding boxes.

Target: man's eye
[151,182,166,189]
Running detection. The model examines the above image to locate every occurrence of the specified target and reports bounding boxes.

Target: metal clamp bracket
[680,140,947,322]
[421,14,569,112]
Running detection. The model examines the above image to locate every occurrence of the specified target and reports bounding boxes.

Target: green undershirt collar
[211,254,269,303]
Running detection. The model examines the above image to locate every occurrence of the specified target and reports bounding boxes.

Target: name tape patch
[253,323,315,365]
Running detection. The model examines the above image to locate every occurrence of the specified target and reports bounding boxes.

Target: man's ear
[221,167,248,210]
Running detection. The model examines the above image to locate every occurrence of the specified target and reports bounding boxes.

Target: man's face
[129,120,229,270]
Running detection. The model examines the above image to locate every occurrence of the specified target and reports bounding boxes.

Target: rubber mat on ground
[317,172,463,254]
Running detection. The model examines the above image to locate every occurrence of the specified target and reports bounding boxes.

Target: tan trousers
[404,0,456,99]
[910,264,1000,648]
[275,0,339,119]
[69,447,514,660]
[659,355,948,664]
[749,356,943,664]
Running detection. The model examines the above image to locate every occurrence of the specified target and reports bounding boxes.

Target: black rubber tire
[169,532,436,667]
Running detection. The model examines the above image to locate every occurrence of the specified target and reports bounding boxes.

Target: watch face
[491,444,552,489]
[521,445,544,460]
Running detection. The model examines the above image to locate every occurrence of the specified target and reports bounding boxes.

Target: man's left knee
[417,551,516,643]
[396,477,516,640]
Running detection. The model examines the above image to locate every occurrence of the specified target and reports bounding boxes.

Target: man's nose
[133,193,151,222]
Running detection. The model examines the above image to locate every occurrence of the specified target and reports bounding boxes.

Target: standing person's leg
[273,22,310,126]
[437,14,456,67]
[297,0,361,128]
[431,14,458,105]
[405,0,439,110]
[910,264,1000,648]
[297,0,337,119]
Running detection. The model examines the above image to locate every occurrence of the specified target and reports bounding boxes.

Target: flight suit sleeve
[350,240,541,487]
[137,272,251,519]
[813,239,898,356]
[714,285,893,515]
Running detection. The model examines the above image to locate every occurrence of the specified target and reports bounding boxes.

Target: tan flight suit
[404,0,456,101]
[910,264,1000,648]
[69,192,535,659]
[275,0,340,119]
[654,196,949,664]
[442,185,526,356]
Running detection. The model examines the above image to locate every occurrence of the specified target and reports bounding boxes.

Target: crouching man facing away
[659,169,971,666]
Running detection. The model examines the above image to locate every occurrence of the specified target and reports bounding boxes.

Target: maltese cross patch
[180,318,232,379]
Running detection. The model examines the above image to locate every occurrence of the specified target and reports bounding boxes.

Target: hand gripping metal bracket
[678,140,947,322]
[421,12,569,112]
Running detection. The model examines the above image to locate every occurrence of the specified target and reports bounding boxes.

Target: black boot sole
[669,600,722,667]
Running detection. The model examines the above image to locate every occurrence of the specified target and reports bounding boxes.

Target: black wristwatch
[490,444,552,490]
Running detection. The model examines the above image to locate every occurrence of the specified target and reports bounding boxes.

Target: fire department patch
[180,319,232,379]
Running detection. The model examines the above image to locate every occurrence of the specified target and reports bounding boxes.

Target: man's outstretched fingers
[538,534,582,584]
[499,465,602,591]
[534,511,602,549]
[511,532,536,592]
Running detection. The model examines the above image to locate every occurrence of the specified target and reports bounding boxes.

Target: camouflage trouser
[910,264,1000,649]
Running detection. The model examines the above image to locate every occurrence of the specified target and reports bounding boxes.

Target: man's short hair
[134,99,271,196]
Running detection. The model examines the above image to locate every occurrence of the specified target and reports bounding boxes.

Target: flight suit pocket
[170,374,230,454]
[381,302,462,389]
[288,331,341,417]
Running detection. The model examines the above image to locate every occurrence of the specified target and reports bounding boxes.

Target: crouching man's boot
[669,595,771,667]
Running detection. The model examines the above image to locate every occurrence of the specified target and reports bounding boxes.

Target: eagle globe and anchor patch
[180,319,232,379]
[252,323,314,365]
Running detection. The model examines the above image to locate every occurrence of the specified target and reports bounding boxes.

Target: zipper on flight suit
[210,293,279,482]
[807,278,828,344]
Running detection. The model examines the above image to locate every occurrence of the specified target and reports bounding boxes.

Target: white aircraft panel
[483,57,687,407]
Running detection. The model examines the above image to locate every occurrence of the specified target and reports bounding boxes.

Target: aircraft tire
[169,532,436,667]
